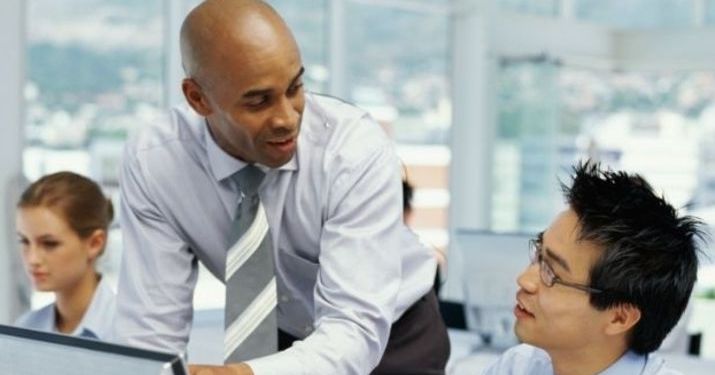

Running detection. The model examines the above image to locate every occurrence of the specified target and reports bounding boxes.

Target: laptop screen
[0,324,187,375]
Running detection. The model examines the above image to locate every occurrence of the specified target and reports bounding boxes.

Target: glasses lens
[539,259,554,287]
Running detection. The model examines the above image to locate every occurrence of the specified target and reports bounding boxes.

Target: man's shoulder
[125,105,204,160]
[304,93,391,161]
[484,344,552,375]
[305,93,381,139]
[501,343,550,362]
[308,93,368,122]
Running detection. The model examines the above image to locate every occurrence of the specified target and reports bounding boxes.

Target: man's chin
[514,324,533,345]
[261,152,295,169]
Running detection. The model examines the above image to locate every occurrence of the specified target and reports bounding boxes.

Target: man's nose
[516,263,540,293]
[271,96,300,128]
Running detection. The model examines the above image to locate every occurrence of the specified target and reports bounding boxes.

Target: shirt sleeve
[246,116,403,374]
[113,148,198,355]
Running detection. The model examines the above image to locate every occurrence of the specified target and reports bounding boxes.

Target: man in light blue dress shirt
[484,162,702,375]
[114,0,448,374]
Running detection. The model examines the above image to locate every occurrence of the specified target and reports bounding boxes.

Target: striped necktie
[224,165,277,363]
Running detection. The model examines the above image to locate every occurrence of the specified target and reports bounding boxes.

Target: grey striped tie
[224,165,277,363]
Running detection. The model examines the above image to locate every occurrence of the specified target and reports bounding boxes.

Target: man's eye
[543,262,557,278]
[287,83,303,95]
[246,97,270,108]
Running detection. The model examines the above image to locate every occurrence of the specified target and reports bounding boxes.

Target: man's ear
[604,303,641,336]
[182,78,212,116]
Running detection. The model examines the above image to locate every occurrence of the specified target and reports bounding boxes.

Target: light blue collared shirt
[483,344,682,375]
[115,93,436,375]
[14,275,115,340]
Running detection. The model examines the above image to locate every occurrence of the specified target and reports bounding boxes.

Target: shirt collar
[599,351,647,375]
[204,119,298,182]
[70,275,115,339]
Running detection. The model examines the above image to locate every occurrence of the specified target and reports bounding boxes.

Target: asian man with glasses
[484,162,703,375]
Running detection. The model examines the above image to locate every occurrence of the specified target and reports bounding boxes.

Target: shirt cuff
[244,350,303,375]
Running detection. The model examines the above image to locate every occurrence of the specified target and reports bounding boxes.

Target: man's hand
[188,363,253,375]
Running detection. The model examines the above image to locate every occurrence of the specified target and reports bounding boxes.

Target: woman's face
[16,206,102,293]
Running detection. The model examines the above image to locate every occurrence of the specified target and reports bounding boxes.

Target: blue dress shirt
[14,275,115,340]
[114,93,437,375]
[483,344,683,375]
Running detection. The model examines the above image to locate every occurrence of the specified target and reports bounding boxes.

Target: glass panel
[269,0,328,93]
[706,0,715,24]
[344,2,451,252]
[25,0,164,184]
[24,0,165,307]
[574,0,695,28]
[494,60,715,234]
[498,0,558,16]
[493,59,562,232]
[345,2,450,145]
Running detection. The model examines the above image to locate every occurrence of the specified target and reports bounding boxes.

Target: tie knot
[235,165,265,196]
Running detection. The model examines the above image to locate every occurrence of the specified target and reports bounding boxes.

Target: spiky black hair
[562,161,705,354]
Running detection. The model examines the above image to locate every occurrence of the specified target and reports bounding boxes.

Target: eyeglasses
[528,239,604,294]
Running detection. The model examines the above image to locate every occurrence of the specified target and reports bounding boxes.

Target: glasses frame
[528,239,604,295]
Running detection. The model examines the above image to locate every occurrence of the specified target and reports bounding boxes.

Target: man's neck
[548,342,628,375]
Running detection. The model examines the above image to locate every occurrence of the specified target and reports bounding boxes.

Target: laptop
[0,324,187,375]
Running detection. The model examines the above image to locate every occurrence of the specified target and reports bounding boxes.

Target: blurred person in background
[402,174,446,297]
[14,171,115,340]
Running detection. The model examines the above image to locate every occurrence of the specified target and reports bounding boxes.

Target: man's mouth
[267,137,294,145]
[515,298,535,318]
[266,136,296,154]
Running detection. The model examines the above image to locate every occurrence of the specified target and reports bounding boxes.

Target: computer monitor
[456,229,534,349]
[0,324,187,375]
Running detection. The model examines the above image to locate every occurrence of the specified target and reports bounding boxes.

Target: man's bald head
[180,0,297,85]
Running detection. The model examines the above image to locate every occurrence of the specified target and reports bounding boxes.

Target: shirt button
[304,326,313,334]
[280,295,290,303]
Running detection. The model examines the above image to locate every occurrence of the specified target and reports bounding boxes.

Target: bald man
[114,1,449,374]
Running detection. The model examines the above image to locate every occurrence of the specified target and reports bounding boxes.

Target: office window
[573,0,695,28]
[706,0,715,24]
[493,59,715,233]
[25,0,164,184]
[344,1,451,250]
[498,0,558,16]
[24,0,165,307]
[270,0,328,93]
[344,2,450,145]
